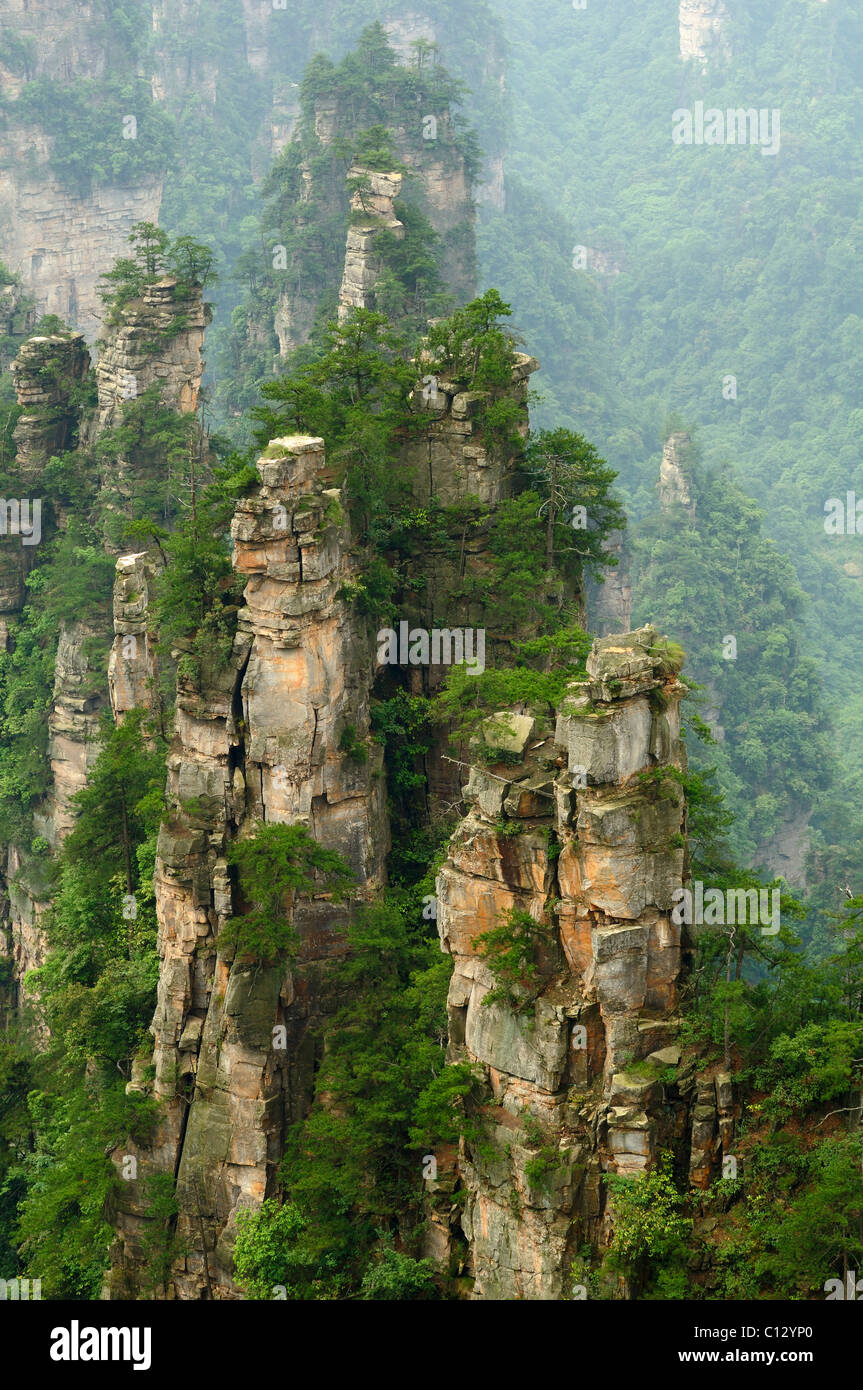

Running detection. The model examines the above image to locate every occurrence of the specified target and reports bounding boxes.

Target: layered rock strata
[107,435,387,1299]
[404,351,538,510]
[108,552,162,722]
[433,627,696,1298]
[95,278,206,430]
[338,168,404,321]
[0,138,163,341]
[0,333,90,1017]
[0,334,88,627]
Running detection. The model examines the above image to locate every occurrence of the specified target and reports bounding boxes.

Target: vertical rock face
[10,332,89,478]
[380,9,505,213]
[396,350,543,811]
[1,280,203,1035]
[0,2,164,339]
[35,622,108,849]
[434,628,692,1299]
[586,531,632,637]
[0,0,102,86]
[679,0,730,66]
[0,160,164,343]
[338,169,404,321]
[0,331,90,1020]
[403,352,539,509]
[0,334,88,625]
[108,553,161,721]
[108,436,388,1299]
[96,279,206,429]
[658,431,694,513]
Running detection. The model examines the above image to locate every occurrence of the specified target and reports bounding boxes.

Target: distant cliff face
[0,157,163,343]
[272,84,478,360]
[0,2,164,339]
[0,0,103,87]
[658,432,694,513]
[679,0,730,66]
[586,531,631,638]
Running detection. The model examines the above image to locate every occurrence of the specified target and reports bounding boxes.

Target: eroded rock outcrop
[433,627,695,1298]
[96,278,206,430]
[679,0,730,66]
[108,435,388,1299]
[338,168,404,321]
[0,332,90,1013]
[108,553,161,721]
[9,332,89,479]
[658,431,695,513]
[404,351,539,509]
[273,59,476,358]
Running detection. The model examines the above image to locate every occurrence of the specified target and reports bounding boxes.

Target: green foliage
[99,222,215,329]
[370,689,436,883]
[218,21,477,420]
[137,1173,183,1298]
[479,0,863,899]
[452,491,591,637]
[770,1136,863,1295]
[475,907,547,1013]
[234,1200,312,1300]
[11,78,174,196]
[434,626,590,743]
[0,606,56,843]
[426,288,516,389]
[12,1085,156,1298]
[708,1132,863,1300]
[232,896,455,1299]
[30,712,164,1064]
[359,1246,439,1300]
[254,307,417,548]
[605,1152,693,1291]
[220,822,354,963]
[0,703,164,1296]
[752,1020,863,1123]
[633,459,832,865]
[148,449,253,686]
[525,427,627,579]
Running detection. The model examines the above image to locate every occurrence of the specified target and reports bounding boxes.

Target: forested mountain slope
[480,0,863,890]
[0,2,861,1308]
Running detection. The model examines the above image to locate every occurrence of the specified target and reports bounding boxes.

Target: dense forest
[0,0,862,1320]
